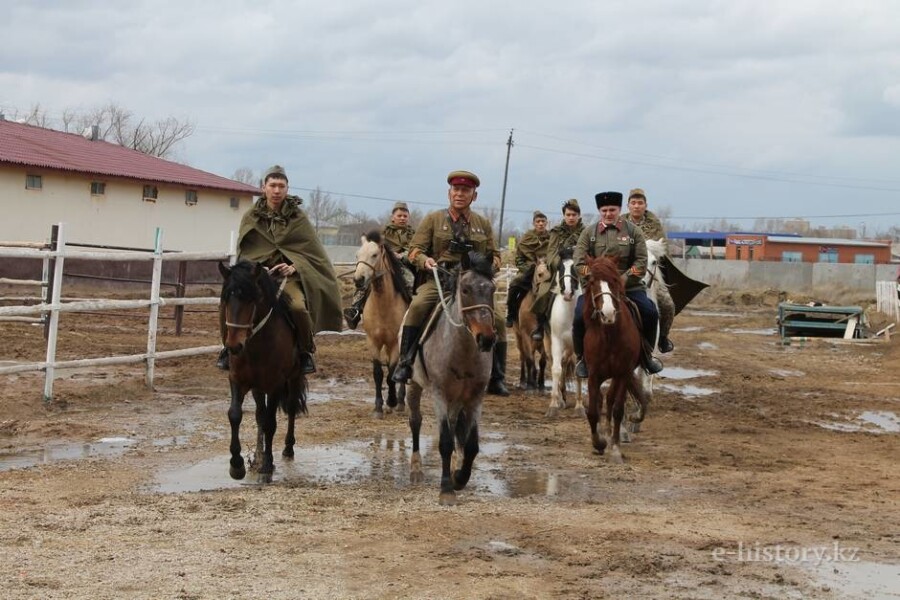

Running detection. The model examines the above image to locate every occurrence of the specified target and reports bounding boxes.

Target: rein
[432,267,494,331]
[224,276,288,340]
[588,280,620,321]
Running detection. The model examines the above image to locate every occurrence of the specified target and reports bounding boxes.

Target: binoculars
[447,238,475,254]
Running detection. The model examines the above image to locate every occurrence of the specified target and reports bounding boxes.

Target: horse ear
[361,235,368,245]
[218,262,231,279]
[461,251,472,270]
[251,262,264,279]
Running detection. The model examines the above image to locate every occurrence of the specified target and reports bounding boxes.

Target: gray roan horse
[407,252,496,505]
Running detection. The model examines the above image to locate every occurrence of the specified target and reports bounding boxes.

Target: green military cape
[237,197,343,333]
[659,256,709,315]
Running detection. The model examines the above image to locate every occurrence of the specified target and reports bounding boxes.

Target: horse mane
[558,246,574,260]
[366,229,412,304]
[222,260,293,318]
[645,238,666,259]
[588,256,625,295]
[445,252,494,296]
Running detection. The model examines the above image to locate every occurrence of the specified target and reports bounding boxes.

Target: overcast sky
[3,0,900,234]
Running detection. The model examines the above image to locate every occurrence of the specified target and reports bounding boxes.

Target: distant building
[0,119,258,251]
[725,234,892,264]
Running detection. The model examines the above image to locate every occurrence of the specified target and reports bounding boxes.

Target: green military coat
[545,221,585,270]
[573,218,648,292]
[514,229,550,272]
[408,209,500,270]
[237,196,343,333]
[624,210,666,244]
[382,223,416,258]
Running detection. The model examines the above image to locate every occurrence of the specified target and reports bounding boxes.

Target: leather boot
[531,314,546,342]
[343,289,368,330]
[487,341,510,396]
[658,336,674,353]
[573,315,588,379]
[641,340,663,374]
[299,352,316,374]
[391,326,421,383]
[216,347,230,371]
[504,287,521,328]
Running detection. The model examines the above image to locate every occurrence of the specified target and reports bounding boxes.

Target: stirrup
[343,307,361,330]
[645,356,663,374]
[216,348,229,371]
[575,358,588,379]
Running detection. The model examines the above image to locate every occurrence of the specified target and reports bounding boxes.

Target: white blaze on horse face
[599,280,616,324]
[561,258,576,301]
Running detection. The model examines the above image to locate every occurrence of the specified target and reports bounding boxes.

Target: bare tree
[306,187,348,233]
[232,167,258,186]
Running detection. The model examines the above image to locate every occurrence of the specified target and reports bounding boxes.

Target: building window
[782,251,803,263]
[142,185,159,202]
[818,250,838,263]
[229,197,240,209]
[26,174,43,190]
[185,190,198,206]
[90,181,106,195]
[854,254,875,264]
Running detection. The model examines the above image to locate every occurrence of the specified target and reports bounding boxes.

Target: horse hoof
[229,465,246,480]
[439,491,458,506]
[282,448,295,459]
[410,470,424,484]
[395,404,406,414]
[545,406,559,418]
[574,407,587,419]
[627,420,642,433]
[256,472,273,484]
[372,410,384,420]
[452,470,471,491]
[620,430,632,443]
[609,448,625,464]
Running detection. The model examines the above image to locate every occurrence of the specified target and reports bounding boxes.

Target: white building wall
[0,167,255,251]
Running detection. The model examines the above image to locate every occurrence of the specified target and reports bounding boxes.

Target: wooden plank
[843,316,858,339]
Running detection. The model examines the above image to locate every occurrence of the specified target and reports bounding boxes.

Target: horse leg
[282,376,300,459]
[452,414,479,491]
[547,338,564,417]
[407,383,424,483]
[386,363,398,410]
[372,359,385,419]
[587,373,606,455]
[253,390,276,481]
[228,381,247,480]
[609,381,627,464]
[438,418,457,505]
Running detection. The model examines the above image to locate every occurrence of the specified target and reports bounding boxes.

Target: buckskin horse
[582,255,650,463]
[513,258,550,391]
[352,231,412,418]
[406,252,496,505]
[218,261,306,482]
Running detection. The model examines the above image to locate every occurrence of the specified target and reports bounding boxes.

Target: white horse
[546,251,584,418]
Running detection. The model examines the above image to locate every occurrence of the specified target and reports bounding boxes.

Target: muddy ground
[0,289,898,599]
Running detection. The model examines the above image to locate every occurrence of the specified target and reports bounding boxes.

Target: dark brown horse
[583,256,649,462]
[219,261,306,482]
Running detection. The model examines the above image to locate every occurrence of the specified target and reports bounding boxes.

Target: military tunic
[405,209,504,333]
[531,221,584,316]
[624,210,666,246]
[382,223,416,257]
[514,229,550,271]
[573,218,647,292]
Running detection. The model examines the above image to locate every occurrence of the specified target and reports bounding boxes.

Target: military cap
[594,191,623,208]
[533,210,547,220]
[447,170,480,188]
[628,188,647,200]
[562,198,581,214]
[263,164,288,183]
[392,201,409,213]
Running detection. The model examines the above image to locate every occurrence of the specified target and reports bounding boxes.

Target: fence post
[146,228,163,388]
[43,224,59,340]
[229,230,237,265]
[43,223,66,403]
[174,260,187,336]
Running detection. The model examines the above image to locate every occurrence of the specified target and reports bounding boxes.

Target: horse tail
[283,377,309,416]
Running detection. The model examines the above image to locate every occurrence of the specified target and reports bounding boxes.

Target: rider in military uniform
[392,170,509,396]
[572,191,664,378]
[624,188,675,353]
[504,210,550,328]
[218,165,343,374]
[530,199,584,341]
[344,201,416,329]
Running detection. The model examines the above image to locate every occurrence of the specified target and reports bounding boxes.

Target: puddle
[770,369,805,377]
[673,326,704,332]
[149,433,591,499]
[814,411,900,434]
[0,438,136,472]
[684,310,745,318]
[724,327,777,336]
[659,382,718,398]
[805,560,900,599]
[697,342,718,350]
[659,367,717,380]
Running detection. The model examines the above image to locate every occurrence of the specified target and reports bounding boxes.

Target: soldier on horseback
[530,199,584,342]
[504,210,549,328]
[217,165,342,374]
[572,191,664,378]
[344,201,417,329]
[391,170,510,396]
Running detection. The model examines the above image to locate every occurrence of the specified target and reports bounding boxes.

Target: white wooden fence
[0,223,234,402]
[875,280,899,320]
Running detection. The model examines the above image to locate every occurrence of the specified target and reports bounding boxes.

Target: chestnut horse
[514,258,550,391]
[218,261,306,482]
[582,255,650,462]
[407,252,496,505]
[352,231,411,418]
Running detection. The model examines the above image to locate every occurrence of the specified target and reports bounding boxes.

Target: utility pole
[498,128,514,248]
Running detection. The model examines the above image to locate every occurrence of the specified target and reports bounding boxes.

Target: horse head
[585,255,622,325]
[219,261,277,355]
[533,258,551,287]
[353,231,383,290]
[556,248,579,301]
[643,238,666,288]
[456,251,497,352]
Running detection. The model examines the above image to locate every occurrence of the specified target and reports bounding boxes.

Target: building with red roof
[0,118,258,251]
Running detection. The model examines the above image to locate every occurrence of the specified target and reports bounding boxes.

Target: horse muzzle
[227,343,245,356]
[475,333,495,352]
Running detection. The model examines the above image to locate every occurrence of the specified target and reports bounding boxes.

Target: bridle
[587,277,621,321]
[224,277,287,341]
[433,267,494,333]
[355,249,386,286]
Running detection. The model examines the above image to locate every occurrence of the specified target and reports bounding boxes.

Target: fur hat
[594,191,623,208]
